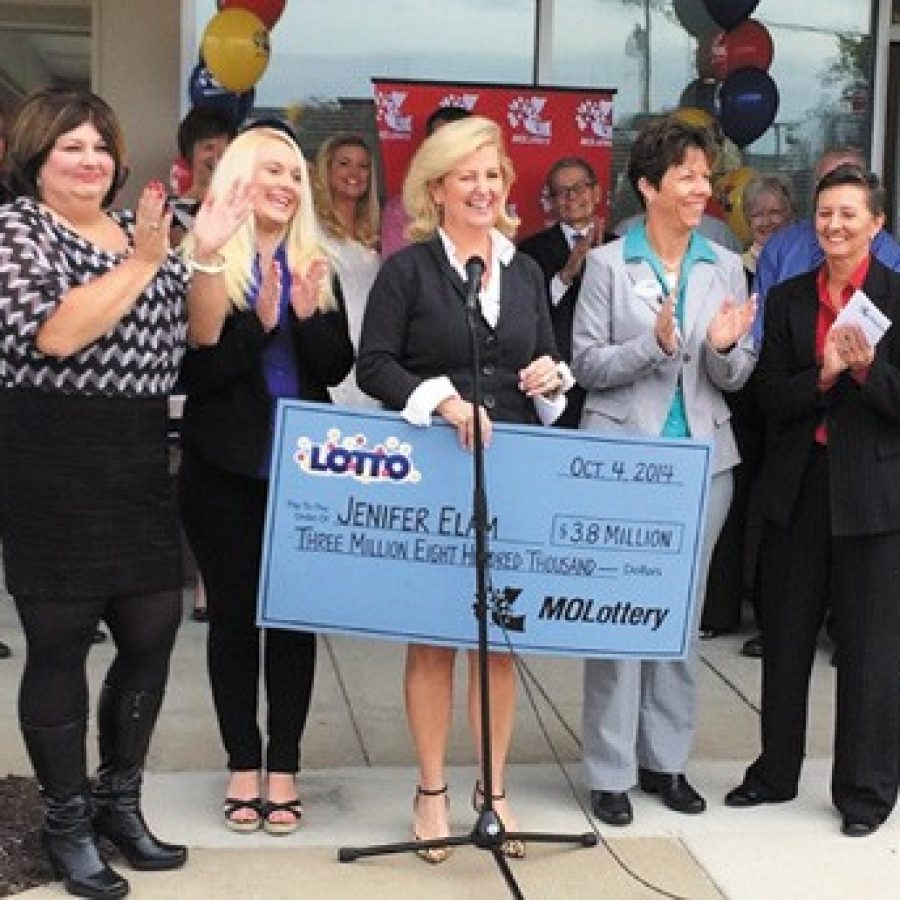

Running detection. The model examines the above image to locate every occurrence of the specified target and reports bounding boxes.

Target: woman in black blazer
[357,116,570,862]
[726,165,900,836]
[179,122,353,836]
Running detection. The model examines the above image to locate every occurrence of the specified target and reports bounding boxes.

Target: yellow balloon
[672,106,714,130]
[716,167,756,246]
[202,9,270,93]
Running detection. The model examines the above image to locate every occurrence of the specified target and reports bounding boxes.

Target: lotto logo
[294,429,421,485]
[575,99,613,146]
[437,93,479,112]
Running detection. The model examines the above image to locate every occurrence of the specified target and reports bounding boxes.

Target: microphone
[464,255,485,313]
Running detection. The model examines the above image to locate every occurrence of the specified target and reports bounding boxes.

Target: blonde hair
[184,126,335,313]
[402,116,518,242]
[312,132,380,249]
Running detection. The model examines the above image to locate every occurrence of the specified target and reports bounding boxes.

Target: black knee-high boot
[91,685,187,871]
[22,720,129,899]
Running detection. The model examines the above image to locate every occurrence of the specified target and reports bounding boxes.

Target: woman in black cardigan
[179,122,353,835]
[357,116,570,862]
[725,165,900,837]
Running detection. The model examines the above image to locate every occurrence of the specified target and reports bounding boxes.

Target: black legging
[15,589,182,727]
[179,449,316,774]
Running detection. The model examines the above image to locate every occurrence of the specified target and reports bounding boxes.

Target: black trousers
[179,450,316,774]
[745,446,900,822]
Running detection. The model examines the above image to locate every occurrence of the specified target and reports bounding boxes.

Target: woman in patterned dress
[0,87,246,899]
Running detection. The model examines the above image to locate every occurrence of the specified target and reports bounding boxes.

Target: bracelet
[187,252,226,275]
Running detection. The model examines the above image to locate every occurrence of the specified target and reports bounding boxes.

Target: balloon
[679,78,719,118]
[718,67,779,148]
[218,0,286,30]
[169,157,192,196]
[188,63,256,127]
[673,0,718,38]
[672,106,714,130]
[201,9,270,93]
[716,166,756,245]
[711,20,774,79]
[703,0,760,30]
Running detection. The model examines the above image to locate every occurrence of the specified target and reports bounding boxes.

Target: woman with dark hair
[573,115,756,827]
[726,165,900,837]
[0,86,246,898]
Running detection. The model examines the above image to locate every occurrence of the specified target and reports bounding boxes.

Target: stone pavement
[1,590,898,899]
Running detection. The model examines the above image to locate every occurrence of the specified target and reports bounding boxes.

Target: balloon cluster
[172,1,286,197]
[672,0,780,243]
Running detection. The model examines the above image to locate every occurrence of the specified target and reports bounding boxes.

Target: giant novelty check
[258,403,712,659]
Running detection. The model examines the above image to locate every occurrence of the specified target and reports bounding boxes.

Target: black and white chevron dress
[0,197,190,600]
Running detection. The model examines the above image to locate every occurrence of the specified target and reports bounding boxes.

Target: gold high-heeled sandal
[413,784,451,864]
[472,782,526,859]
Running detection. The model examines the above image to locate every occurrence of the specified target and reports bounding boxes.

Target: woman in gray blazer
[572,116,756,826]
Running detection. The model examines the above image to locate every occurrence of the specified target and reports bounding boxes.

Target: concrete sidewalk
[1,591,898,899]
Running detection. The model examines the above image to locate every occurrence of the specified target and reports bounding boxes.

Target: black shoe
[638,769,706,814]
[841,817,878,837]
[0,640,10,659]
[724,781,794,807]
[590,790,632,826]
[741,634,763,658]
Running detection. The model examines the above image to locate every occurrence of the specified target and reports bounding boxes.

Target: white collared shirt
[549,221,592,306]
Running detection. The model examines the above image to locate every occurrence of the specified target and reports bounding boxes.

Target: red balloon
[711,20,773,79]
[218,0,286,29]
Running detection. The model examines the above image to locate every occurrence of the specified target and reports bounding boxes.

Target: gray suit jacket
[571,237,756,474]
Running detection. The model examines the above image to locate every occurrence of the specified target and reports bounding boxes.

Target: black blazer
[518,223,615,427]
[754,258,900,535]
[357,236,560,425]
[180,288,353,478]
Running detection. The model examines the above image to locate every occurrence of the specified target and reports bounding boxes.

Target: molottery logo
[506,96,552,144]
[575,99,613,147]
[490,586,526,633]
[375,90,413,136]
[437,93,479,112]
[294,429,421,485]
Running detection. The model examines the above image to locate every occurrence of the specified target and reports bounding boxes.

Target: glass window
[192,0,536,161]
[893,0,900,25]
[544,0,875,221]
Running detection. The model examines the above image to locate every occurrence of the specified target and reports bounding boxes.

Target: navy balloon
[680,78,719,118]
[188,62,255,127]
[718,67,779,148]
[703,0,760,29]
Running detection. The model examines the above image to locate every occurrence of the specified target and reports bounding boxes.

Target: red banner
[372,78,616,241]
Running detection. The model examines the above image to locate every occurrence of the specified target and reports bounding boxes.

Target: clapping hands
[707,294,757,352]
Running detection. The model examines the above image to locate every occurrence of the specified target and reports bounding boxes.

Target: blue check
[258,402,712,659]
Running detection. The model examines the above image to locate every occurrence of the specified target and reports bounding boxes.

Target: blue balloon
[188,62,255,128]
[703,0,759,29]
[718,67,779,148]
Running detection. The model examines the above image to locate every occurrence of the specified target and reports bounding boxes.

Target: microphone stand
[338,258,597,898]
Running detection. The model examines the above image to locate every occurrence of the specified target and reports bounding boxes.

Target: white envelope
[834,290,891,346]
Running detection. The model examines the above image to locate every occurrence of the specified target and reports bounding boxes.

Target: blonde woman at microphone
[357,115,571,863]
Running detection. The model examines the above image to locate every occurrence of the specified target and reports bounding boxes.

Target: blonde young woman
[179,121,353,835]
[313,132,381,408]
[357,115,570,863]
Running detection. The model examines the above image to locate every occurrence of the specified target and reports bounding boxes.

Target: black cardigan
[179,288,353,478]
[357,237,560,425]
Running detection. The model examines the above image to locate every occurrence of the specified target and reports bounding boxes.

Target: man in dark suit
[519,157,615,427]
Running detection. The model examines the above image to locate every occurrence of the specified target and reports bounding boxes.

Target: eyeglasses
[551,179,595,200]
